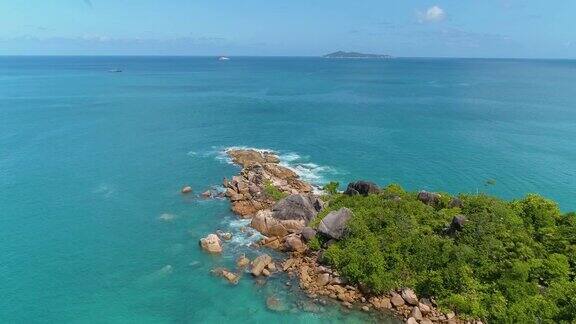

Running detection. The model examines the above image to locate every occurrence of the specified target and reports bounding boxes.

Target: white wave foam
[221,217,263,247]
[208,146,338,186]
[159,213,178,222]
[92,183,116,199]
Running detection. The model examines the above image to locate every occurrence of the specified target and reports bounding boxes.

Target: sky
[0,0,575,58]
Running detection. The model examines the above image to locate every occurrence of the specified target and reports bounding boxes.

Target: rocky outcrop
[318,208,353,240]
[181,186,193,194]
[344,181,379,196]
[217,148,468,323]
[271,194,323,223]
[223,150,313,217]
[228,149,280,166]
[199,234,222,253]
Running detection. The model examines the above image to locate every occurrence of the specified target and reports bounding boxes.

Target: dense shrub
[314,184,575,322]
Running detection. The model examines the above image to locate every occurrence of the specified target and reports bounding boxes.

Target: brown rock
[420,319,433,324]
[401,288,419,305]
[361,305,369,312]
[316,273,331,286]
[282,258,296,271]
[227,149,279,167]
[405,318,418,324]
[232,200,259,217]
[261,237,282,249]
[262,268,271,276]
[236,254,250,268]
[418,302,431,314]
[221,269,239,284]
[285,235,306,252]
[410,306,422,320]
[199,234,222,253]
[201,190,212,198]
[391,293,405,307]
[251,254,272,276]
[230,193,245,202]
[212,268,239,284]
[381,297,392,309]
[181,186,193,194]
[267,262,276,272]
[251,210,289,237]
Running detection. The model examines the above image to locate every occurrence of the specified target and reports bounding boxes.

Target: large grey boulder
[272,194,323,223]
[344,181,379,196]
[318,208,353,240]
[417,191,442,206]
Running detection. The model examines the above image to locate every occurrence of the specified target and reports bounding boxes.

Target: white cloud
[417,5,446,23]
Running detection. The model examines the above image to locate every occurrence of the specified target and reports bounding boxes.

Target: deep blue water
[1,56,575,323]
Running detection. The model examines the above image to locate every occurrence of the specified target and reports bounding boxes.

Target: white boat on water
[218,56,230,61]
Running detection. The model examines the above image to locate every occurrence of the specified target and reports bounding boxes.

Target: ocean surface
[1,56,575,323]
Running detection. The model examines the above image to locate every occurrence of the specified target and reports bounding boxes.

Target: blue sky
[0,0,575,58]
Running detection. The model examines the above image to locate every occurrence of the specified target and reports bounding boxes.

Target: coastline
[198,148,467,324]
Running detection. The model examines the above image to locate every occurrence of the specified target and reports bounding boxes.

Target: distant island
[323,51,392,59]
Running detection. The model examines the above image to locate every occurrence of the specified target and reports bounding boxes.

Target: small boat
[108,69,122,73]
[218,56,230,61]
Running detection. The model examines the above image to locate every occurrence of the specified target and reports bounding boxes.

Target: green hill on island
[311,183,576,323]
[323,51,393,59]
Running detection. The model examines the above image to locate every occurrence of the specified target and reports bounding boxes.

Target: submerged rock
[266,295,286,312]
[318,208,353,240]
[212,268,240,284]
[236,254,250,268]
[344,181,379,196]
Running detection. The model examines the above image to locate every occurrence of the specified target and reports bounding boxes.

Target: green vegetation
[323,181,340,195]
[264,180,288,201]
[313,184,575,323]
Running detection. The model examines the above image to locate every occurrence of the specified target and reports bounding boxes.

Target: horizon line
[0,54,575,61]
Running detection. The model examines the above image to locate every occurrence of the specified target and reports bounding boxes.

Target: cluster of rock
[199,149,472,323]
[222,149,312,217]
[281,251,476,324]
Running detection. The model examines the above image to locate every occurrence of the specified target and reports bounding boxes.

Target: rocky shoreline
[198,149,479,324]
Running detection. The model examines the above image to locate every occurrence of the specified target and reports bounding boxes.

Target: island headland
[323,51,393,59]
[197,148,575,324]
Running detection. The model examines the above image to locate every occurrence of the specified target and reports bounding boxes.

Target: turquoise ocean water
[1,57,575,323]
